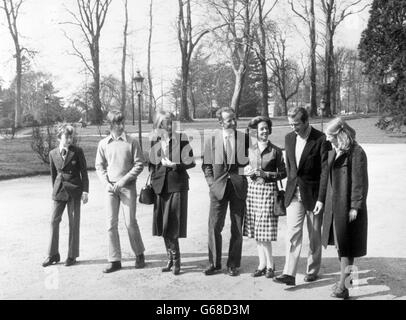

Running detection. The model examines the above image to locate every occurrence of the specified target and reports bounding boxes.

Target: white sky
[0,0,371,105]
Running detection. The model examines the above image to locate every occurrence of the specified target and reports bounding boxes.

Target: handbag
[139,173,155,205]
[273,169,286,217]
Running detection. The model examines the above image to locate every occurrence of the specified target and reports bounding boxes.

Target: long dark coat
[321,142,368,258]
[149,132,195,238]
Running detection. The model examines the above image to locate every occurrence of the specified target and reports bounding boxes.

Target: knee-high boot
[162,238,173,272]
[172,239,181,275]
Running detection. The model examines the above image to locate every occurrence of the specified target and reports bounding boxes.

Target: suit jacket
[49,145,89,201]
[149,132,195,194]
[202,129,249,200]
[284,127,329,211]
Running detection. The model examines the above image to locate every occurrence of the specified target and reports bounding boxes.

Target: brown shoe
[135,253,145,269]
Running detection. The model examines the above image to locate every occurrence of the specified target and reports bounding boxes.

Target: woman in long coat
[322,117,368,299]
[149,111,195,275]
[243,116,286,278]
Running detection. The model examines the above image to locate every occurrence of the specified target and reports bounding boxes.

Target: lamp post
[44,94,50,126]
[133,70,144,151]
[320,98,326,132]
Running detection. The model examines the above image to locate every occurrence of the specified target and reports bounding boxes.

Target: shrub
[30,124,57,164]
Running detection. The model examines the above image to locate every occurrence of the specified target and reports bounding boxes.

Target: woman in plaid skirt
[243,116,286,278]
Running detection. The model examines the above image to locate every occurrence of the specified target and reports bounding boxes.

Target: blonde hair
[326,117,356,151]
[153,110,175,130]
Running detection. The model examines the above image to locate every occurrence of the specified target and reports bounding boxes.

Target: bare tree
[177,0,212,121]
[254,0,278,117]
[320,0,369,116]
[147,0,154,123]
[289,0,318,117]
[1,0,30,128]
[267,26,306,116]
[208,0,258,117]
[120,0,128,114]
[63,0,112,124]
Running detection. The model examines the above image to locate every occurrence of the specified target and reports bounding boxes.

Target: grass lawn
[1,116,404,180]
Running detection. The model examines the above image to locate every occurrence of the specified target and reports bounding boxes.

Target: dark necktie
[61,149,67,159]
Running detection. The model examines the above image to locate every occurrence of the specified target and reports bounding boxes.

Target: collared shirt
[295,125,312,167]
[59,146,68,160]
[294,125,312,201]
[160,134,178,159]
[222,128,235,154]
[108,132,127,143]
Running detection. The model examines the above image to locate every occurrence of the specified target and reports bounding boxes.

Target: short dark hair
[287,106,309,123]
[106,110,125,127]
[216,107,235,122]
[247,116,272,131]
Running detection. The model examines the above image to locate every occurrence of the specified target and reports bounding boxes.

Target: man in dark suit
[42,124,89,267]
[274,106,328,286]
[202,107,249,276]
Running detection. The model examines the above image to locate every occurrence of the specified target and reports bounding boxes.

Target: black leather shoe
[173,258,181,275]
[331,287,349,299]
[227,267,239,277]
[265,268,275,279]
[304,274,318,282]
[161,260,173,272]
[103,261,122,273]
[204,264,222,276]
[251,268,266,277]
[64,257,76,267]
[135,254,145,269]
[42,253,60,267]
[274,274,296,286]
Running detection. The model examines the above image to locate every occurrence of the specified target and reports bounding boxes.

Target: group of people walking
[41,106,368,300]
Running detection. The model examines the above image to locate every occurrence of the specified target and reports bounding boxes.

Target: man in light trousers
[95,110,146,273]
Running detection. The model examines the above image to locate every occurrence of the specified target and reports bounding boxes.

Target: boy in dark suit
[42,124,89,267]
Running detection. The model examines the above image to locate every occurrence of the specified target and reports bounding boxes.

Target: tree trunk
[230,67,245,118]
[91,40,103,124]
[309,0,317,117]
[180,63,191,121]
[324,23,333,117]
[260,58,269,117]
[120,0,128,115]
[258,0,269,117]
[332,61,337,115]
[147,0,154,123]
[188,84,196,119]
[15,50,22,127]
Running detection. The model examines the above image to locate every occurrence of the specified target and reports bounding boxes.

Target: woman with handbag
[322,117,368,299]
[148,110,195,275]
[243,116,287,278]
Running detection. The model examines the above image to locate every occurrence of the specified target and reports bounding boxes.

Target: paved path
[0,144,405,300]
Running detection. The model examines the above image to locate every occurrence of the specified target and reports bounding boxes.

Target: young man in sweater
[95,110,146,273]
